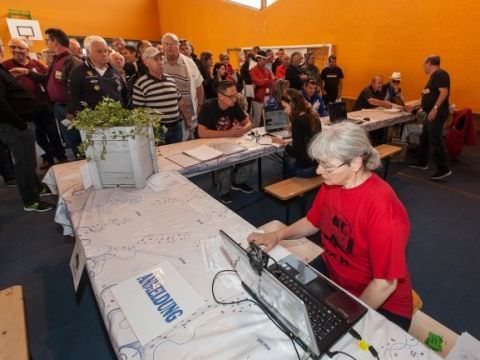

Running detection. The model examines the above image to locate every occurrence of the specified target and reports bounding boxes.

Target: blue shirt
[301,90,328,117]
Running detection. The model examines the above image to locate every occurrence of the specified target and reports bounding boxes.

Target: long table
[52,169,440,360]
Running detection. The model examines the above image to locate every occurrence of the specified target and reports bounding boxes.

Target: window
[227,0,278,10]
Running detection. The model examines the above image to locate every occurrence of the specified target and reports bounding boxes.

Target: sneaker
[4,178,17,187]
[429,169,452,181]
[24,201,53,212]
[408,163,429,170]
[39,185,53,197]
[219,193,232,204]
[231,182,254,194]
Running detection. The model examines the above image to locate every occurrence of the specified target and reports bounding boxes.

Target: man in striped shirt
[132,47,184,144]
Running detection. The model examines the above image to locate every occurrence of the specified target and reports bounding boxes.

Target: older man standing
[0,38,52,212]
[69,38,83,60]
[161,33,204,141]
[3,38,67,169]
[132,47,183,144]
[45,28,82,158]
[67,35,127,117]
[409,55,452,180]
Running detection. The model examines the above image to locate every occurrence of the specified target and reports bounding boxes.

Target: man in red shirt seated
[248,122,413,331]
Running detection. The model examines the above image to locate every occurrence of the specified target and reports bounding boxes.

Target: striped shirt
[132,73,180,124]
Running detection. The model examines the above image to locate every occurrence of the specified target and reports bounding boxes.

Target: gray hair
[308,122,381,170]
[83,35,107,52]
[161,32,179,45]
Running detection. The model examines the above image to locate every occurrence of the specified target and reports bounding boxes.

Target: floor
[0,140,478,359]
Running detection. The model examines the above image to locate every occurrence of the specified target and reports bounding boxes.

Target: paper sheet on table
[112,261,205,345]
[446,332,480,360]
[166,153,200,168]
[146,171,189,192]
[183,145,224,162]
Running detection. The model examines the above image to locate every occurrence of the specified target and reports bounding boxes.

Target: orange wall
[157,0,480,112]
[1,0,160,55]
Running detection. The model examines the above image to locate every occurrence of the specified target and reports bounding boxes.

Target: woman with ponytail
[280,88,322,178]
[249,121,413,331]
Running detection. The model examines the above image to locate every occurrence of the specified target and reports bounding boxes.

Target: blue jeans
[163,122,183,144]
[283,154,317,179]
[52,102,82,158]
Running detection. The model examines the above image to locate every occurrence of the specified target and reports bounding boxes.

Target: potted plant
[72,98,163,189]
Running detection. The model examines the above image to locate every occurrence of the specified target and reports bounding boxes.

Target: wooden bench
[375,143,403,179]
[0,285,29,360]
[263,144,402,223]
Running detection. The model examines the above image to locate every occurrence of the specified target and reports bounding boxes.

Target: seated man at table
[353,75,395,111]
[383,72,405,106]
[198,80,253,204]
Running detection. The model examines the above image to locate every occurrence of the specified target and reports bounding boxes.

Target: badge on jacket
[55,70,62,80]
[94,85,101,91]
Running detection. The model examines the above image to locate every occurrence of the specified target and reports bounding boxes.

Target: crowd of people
[1,28,451,207]
[0,26,455,336]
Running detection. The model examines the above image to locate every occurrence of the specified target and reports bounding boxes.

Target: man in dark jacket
[0,39,52,212]
[67,35,127,116]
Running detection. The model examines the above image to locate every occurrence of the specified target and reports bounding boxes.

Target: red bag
[445,108,477,158]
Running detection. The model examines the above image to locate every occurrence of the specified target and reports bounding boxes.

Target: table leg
[257,158,262,190]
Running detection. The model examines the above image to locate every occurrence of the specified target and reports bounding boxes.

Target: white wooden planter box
[81,126,158,189]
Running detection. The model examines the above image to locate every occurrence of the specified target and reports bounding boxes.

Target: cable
[326,350,358,360]
[211,269,302,360]
[348,328,380,360]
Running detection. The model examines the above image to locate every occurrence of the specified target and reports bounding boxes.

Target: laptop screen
[265,110,289,132]
[220,230,319,356]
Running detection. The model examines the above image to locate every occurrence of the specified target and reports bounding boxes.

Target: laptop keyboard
[270,130,291,139]
[275,271,343,341]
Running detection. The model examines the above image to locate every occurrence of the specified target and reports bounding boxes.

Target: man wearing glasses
[3,38,67,169]
[198,80,253,204]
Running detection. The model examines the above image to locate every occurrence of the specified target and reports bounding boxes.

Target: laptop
[264,110,291,139]
[219,230,367,359]
[328,101,348,123]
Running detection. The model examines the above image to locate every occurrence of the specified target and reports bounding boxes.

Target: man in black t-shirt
[352,76,394,111]
[320,55,344,104]
[409,55,451,180]
[198,80,253,204]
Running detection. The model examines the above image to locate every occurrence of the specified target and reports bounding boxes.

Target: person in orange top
[250,50,274,127]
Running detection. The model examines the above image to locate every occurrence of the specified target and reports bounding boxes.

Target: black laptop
[219,230,367,358]
[328,101,348,123]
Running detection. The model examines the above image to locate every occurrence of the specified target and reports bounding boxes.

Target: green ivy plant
[71,98,164,160]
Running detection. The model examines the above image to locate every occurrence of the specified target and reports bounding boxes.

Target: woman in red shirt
[248,122,413,330]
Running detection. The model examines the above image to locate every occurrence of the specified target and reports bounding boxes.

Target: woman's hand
[247,231,281,252]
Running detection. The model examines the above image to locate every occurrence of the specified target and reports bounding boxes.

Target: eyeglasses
[9,45,27,50]
[317,162,347,174]
[220,92,237,100]
[392,80,401,84]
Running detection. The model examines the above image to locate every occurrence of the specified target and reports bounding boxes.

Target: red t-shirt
[306,173,413,319]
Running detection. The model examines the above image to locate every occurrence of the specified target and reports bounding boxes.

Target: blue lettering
[165,309,183,323]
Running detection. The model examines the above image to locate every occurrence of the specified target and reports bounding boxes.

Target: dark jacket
[67,59,127,115]
[0,64,39,129]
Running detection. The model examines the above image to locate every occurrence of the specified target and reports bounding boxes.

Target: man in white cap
[132,47,184,144]
[383,72,405,106]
